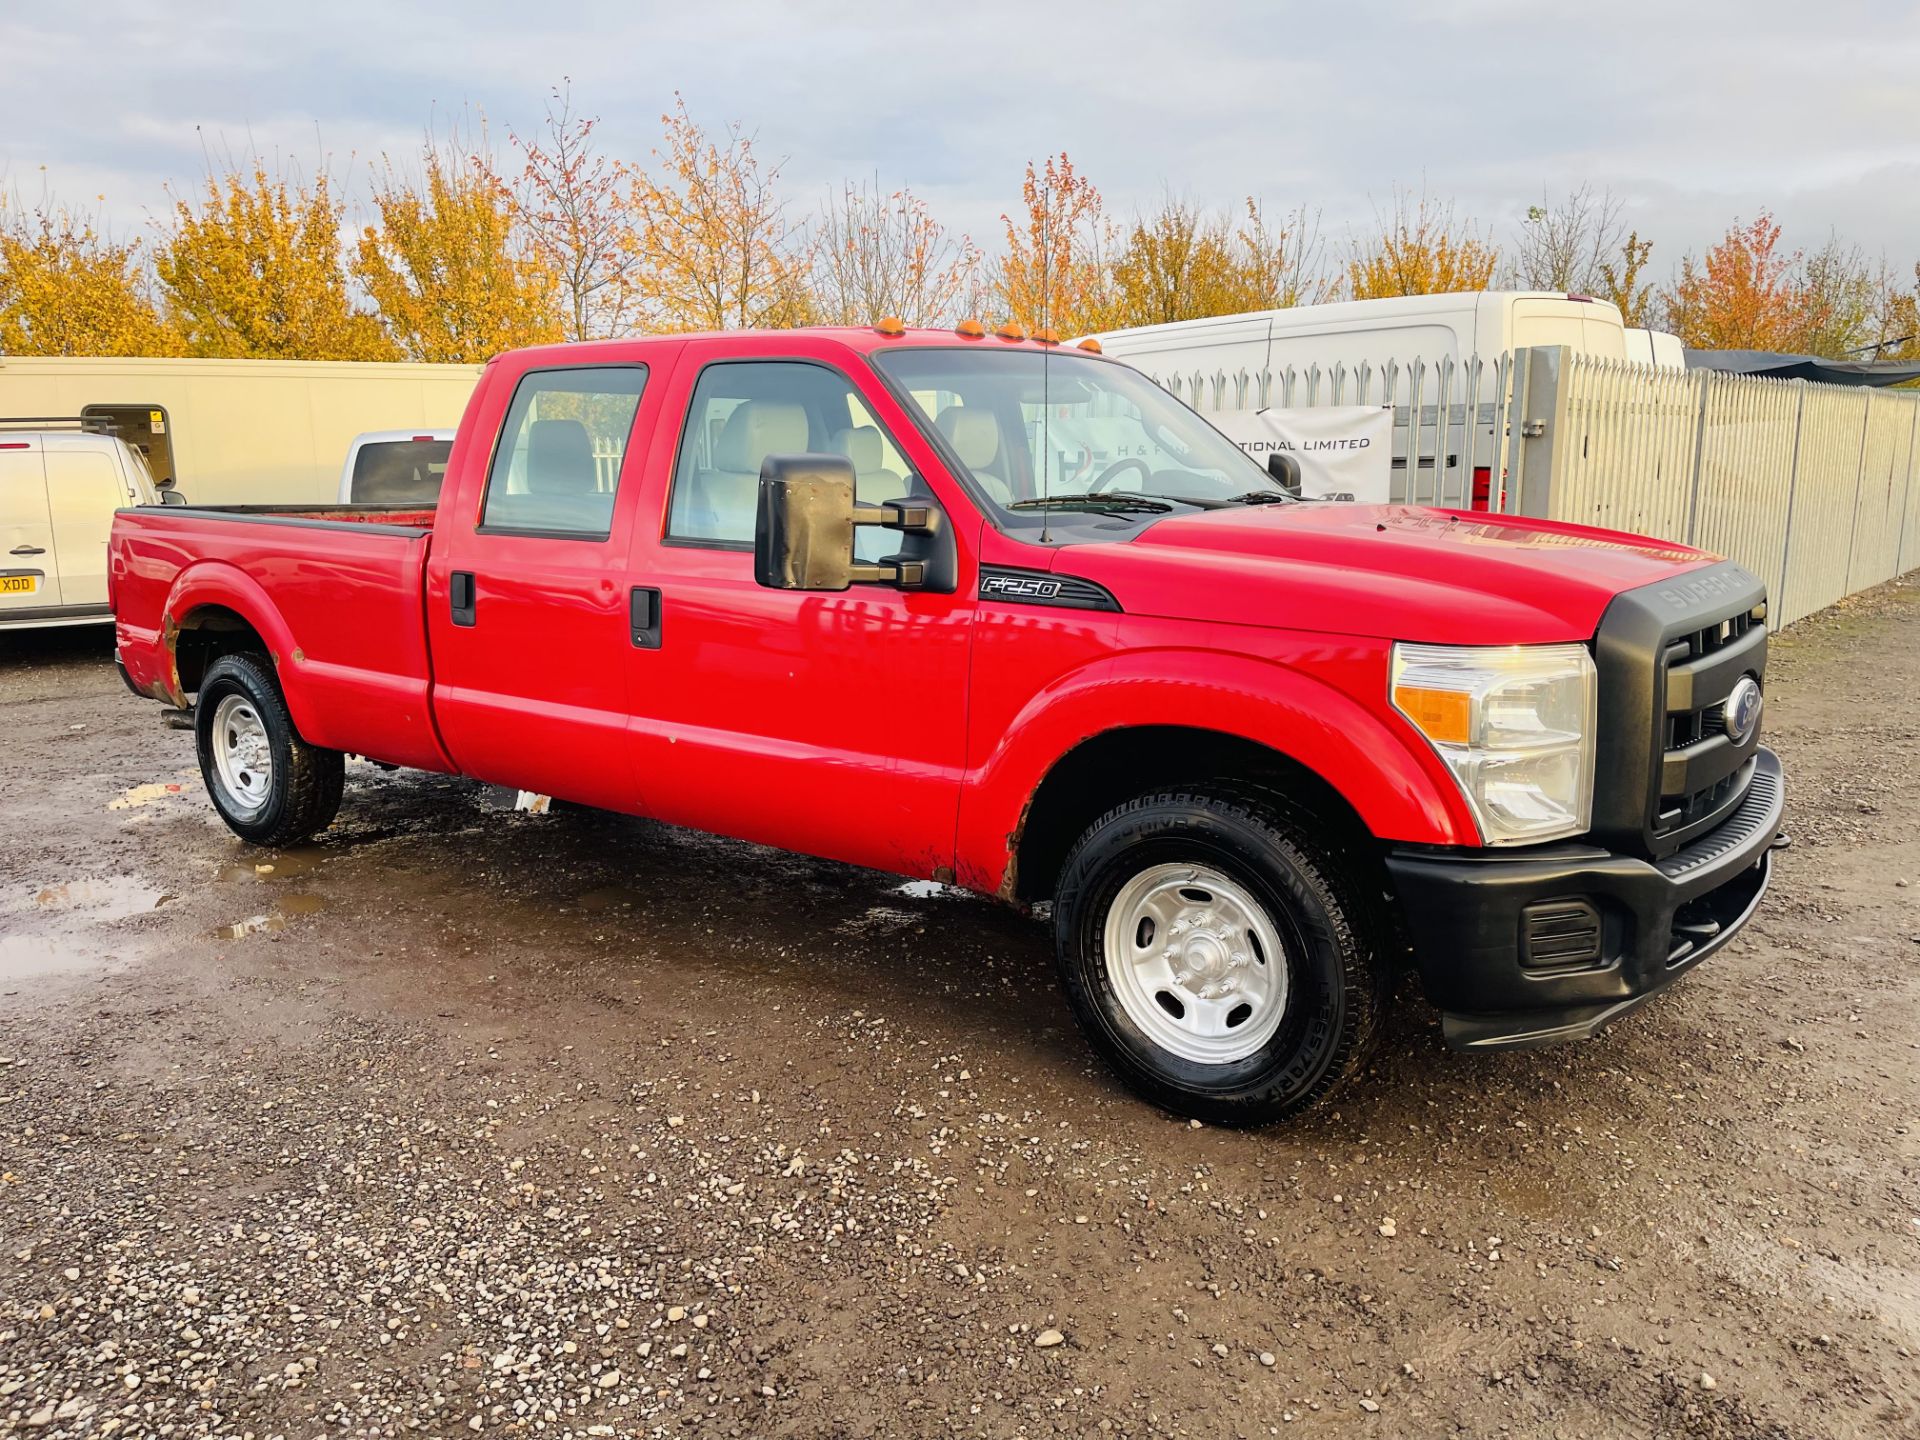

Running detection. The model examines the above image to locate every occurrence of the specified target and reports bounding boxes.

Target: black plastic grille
[1654,610,1762,837]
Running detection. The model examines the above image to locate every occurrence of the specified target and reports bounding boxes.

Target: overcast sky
[4,0,1918,283]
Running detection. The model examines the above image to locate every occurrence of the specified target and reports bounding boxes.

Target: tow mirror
[157,489,187,507]
[1266,451,1303,498]
[754,454,949,592]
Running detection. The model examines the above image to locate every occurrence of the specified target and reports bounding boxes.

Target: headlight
[1391,642,1597,846]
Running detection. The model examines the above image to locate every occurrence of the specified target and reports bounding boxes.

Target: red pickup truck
[110,327,1783,1124]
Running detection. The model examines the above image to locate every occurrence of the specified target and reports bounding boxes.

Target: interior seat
[831,425,905,505]
[935,406,1013,505]
[496,417,609,530]
[677,400,810,539]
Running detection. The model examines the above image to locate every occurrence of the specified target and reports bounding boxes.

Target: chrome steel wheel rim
[1102,863,1289,1065]
[211,695,273,815]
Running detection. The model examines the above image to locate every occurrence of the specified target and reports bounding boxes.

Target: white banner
[1211,405,1394,503]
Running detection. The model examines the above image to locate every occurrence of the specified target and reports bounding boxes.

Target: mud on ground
[1,577,1916,1438]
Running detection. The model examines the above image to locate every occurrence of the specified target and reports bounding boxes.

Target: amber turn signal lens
[1392,685,1471,745]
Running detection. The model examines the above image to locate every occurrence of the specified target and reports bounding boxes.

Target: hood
[1055,504,1720,645]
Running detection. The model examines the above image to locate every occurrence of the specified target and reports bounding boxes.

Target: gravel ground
[2,576,1917,1439]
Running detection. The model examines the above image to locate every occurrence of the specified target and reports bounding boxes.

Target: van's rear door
[0,438,61,612]
[45,442,133,610]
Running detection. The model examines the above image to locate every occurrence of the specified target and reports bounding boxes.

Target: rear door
[0,438,59,613]
[44,442,134,611]
[425,359,669,808]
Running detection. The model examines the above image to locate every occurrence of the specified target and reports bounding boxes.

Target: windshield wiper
[1008,493,1174,514]
[1225,490,1297,506]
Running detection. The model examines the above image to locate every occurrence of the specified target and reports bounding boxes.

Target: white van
[1,418,166,630]
[1624,326,1686,369]
[1087,293,1679,506]
[336,428,457,504]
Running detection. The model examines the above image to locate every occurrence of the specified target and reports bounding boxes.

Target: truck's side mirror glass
[1267,451,1303,497]
[754,456,858,591]
[754,454,955,593]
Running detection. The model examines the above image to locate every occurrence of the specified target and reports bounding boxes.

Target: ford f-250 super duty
[109,325,1785,1124]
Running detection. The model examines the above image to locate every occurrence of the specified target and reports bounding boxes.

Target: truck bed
[111,503,453,773]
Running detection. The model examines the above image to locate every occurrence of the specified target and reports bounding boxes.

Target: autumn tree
[1510,184,1631,295]
[156,165,393,360]
[354,137,565,363]
[1347,190,1499,300]
[1797,237,1881,357]
[511,85,646,341]
[809,179,981,327]
[627,95,811,331]
[1869,263,1919,361]
[1598,230,1656,326]
[1102,197,1325,328]
[0,191,181,356]
[992,153,1114,335]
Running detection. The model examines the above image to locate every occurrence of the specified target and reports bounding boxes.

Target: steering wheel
[1086,457,1154,493]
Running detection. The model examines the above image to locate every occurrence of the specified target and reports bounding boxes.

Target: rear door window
[481,367,647,537]
[351,439,452,502]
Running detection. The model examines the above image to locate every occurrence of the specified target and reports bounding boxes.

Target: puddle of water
[210,892,325,940]
[212,914,286,940]
[32,876,169,916]
[893,879,959,900]
[108,782,185,811]
[3,875,170,980]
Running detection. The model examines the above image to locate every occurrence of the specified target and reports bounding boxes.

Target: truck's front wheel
[1054,790,1387,1126]
[195,653,345,847]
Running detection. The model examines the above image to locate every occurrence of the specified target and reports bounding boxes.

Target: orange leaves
[1663,211,1805,351]
[156,167,394,360]
[995,154,1112,336]
[624,95,811,332]
[1346,190,1498,301]
[354,139,565,363]
[0,196,181,357]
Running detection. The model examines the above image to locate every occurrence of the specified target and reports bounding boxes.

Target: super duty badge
[978,567,1120,612]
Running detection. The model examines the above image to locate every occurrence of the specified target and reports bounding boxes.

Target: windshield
[872,348,1283,517]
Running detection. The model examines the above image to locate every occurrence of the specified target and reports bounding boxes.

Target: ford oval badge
[1724,676,1763,745]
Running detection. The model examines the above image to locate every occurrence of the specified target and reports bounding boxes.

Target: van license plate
[0,575,40,595]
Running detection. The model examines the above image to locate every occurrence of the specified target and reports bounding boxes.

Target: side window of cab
[666,361,912,548]
[480,366,647,538]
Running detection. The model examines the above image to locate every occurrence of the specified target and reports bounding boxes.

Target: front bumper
[1385,747,1784,1050]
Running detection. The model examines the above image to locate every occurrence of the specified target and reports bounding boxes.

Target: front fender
[953,646,1477,895]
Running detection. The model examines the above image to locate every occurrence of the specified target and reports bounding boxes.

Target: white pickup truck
[2,416,170,631]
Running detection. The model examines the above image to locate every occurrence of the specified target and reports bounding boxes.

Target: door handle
[450,571,477,627]
[630,586,662,649]
[9,545,45,556]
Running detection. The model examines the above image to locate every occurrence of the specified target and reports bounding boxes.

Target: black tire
[194,652,345,847]
[1054,789,1387,1126]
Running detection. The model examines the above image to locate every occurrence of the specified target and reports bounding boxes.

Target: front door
[45,442,134,611]
[0,439,59,614]
[425,362,659,808]
[625,353,979,879]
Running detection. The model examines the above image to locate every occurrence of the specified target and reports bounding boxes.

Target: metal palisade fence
[1513,348,1920,625]
[1156,346,1920,626]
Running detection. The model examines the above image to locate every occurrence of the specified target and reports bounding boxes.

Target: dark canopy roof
[1684,349,1920,387]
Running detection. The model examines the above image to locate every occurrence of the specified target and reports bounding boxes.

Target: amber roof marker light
[994,321,1027,342]
[955,318,986,339]
[873,316,906,337]
[1076,337,1103,354]
[1034,328,1061,345]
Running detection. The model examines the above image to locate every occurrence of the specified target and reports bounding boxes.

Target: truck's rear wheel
[1054,790,1387,1126]
[195,653,344,846]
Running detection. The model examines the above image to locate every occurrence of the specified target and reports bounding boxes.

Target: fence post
[1508,346,1571,518]
[1842,391,1874,593]
[1683,372,1712,545]
[1898,397,1920,579]
[1775,383,1807,623]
